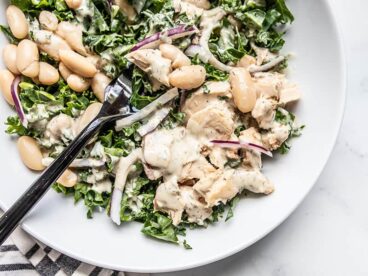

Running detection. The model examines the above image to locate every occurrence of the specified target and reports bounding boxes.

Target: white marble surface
[153,1,368,275]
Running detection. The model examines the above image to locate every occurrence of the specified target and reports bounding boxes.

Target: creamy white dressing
[26,104,50,123]
[154,175,184,225]
[126,49,172,86]
[76,0,94,22]
[179,186,212,224]
[194,169,237,206]
[199,8,233,72]
[91,178,112,194]
[251,96,276,129]
[232,169,274,194]
[143,127,202,178]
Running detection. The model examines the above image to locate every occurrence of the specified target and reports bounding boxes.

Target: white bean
[17,136,45,171]
[57,169,78,187]
[169,65,206,90]
[56,22,86,56]
[76,102,103,134]
[39,11,59,31]
[86,55,101,69]
[67,74,91,92]
[59,49,97,78]
[16,39,39,78]
[39,62,59,85]
[34,31,71,61]
[64,0,82,9]
[6,5,28,39]
[159,44,191,69]
[59,62,72,81]
[92,73,111,102]
[2,44,20,75]
[0,69,15,105]
[229,68,257,113]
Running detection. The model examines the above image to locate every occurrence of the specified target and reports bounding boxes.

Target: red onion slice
[10,76,28,128]
[130,25,198,52]
[110,187,123,225]
[185,44,210,62]
[137,106,171,137]
[115,88,178,131]
[211,140,273,157]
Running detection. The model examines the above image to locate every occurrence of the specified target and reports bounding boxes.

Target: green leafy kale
[275,108,304,154]
[130,67,160,109]
[10,0,73,20]
[52,183,110,218]
[191,55,229,81]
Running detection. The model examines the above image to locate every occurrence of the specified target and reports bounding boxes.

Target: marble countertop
[153,1,368,275]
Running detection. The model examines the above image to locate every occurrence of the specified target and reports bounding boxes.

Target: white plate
[0,0,346,273]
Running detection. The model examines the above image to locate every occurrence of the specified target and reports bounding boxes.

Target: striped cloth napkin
[0,212,148,276]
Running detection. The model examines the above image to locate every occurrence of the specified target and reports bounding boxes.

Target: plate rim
[0,0,347,273]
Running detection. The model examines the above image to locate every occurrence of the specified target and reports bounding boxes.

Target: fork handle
[0,118,104,245]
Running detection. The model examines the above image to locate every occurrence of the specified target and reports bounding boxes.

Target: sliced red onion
[197,8,233,72]
[114,148,142,190]
[249,56,285,73]
[185,44,210,63]
[211,140,273,157]
[115,88,178,131]
[110,187,123,225]
[10,76,28,128]
[137,106,171,137]
[130,25,198,52]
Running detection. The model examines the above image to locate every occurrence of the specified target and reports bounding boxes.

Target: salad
[0,0,302,247]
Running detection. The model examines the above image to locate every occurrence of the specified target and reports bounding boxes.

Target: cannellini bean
[57,169,78,187]
[34,31,71,61]
[64,0,82,9]
[229,68,257,113]
[16,39,39,78]
[237,55,256,69]
[39,11,59,31]
[59,62,72,81]
[39,62,59,85]
[59,50,97,78]
[92,73,111,102]
[0,69,15,105]
[17,136,45,171]
[6,5,28,39]
[86,55,101,69]
[67,74,91,92]
[2,44,20,74]
[169,65,206,90]
[159,44,191,69]
[56,22,86,56]
[77,102,103,134]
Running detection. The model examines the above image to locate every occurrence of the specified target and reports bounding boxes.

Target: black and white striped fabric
[0,212,147,276]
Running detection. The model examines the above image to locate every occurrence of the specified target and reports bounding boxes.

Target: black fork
[0,74,135,245]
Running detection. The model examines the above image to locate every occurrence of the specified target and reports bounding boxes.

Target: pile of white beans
[0,5,112,105]
[0,5,110,184]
